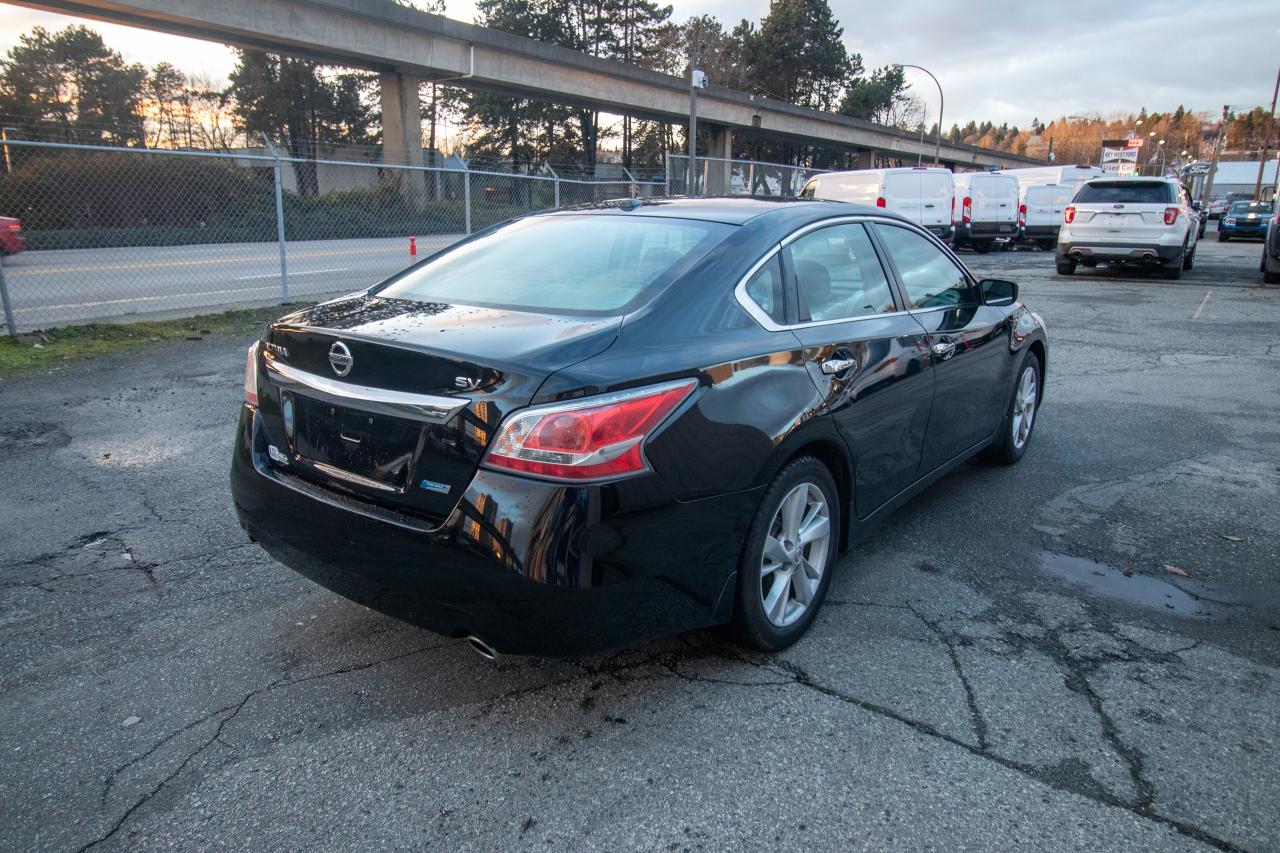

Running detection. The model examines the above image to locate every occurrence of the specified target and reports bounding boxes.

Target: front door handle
[820,358,857,375]
[931,339,957,359]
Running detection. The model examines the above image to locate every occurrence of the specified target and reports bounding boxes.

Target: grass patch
[0,303,311,377]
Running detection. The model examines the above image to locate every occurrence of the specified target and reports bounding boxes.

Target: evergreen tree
[226,50,378,195]
[0,25,147,145]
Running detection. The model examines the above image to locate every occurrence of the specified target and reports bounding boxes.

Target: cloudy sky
[1,0,1278,129]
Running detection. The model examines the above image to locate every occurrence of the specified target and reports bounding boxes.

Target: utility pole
[1200,106,1229,207]
[1253,64,1279,199]
[686,47,706,196]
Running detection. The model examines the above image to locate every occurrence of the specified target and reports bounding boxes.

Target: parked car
[0,216,27,255]
[1261,207,1280,284]
[1057,176,1200,279]
[1206,199,1228,220]
[800,167,954,242]
[1018,184,1074,250]
[231,198,1048,657]
[952,172,1020,252]
[1218,199,1273,241]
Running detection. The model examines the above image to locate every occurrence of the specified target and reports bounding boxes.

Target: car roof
[546,196,899,226]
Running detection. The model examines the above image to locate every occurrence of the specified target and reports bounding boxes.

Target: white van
[1019,184,1075,249]
[800,167,954,241]
[951,171,1020,252]
[997,165,1106,196]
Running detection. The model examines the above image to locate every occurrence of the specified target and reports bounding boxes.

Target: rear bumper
[1021,225,1060,240]
[230,406,757,656]
[954,222,1016,243]
[1057,241,1182,264]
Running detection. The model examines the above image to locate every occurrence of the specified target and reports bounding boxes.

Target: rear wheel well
[785,440,852,553]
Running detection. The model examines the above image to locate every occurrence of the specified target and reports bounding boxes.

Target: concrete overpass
[5,0,1044,172]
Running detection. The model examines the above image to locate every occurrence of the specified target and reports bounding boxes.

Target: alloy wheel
[760,482,832,627]
[1011,365,1038,449]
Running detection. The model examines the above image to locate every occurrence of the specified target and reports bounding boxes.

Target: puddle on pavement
[1039,552,1216,619]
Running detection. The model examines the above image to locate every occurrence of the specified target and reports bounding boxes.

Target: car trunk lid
[256,293,620,521]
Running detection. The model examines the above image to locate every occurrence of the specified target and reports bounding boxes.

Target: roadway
[1,235,464,329]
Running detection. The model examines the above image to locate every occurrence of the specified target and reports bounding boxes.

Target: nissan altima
[231,198,1047,657]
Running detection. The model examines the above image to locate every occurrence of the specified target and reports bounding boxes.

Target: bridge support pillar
[855,150,874,169]
[380,72,427,206]
[706,125,733,195]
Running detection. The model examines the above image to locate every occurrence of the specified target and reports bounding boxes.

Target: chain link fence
[0,139,661,333]
[665,153,832,198]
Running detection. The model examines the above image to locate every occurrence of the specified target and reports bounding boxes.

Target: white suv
[1056,177,1200,280]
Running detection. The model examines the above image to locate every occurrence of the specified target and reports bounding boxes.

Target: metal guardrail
[0,139,660,332]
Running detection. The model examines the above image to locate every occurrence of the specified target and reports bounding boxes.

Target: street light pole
[1253,63,1279,199]
[894,64,943,166]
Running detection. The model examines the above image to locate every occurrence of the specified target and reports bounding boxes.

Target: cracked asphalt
[1,233,1278,851]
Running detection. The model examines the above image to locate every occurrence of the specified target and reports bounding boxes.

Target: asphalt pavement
[0,234,1277,851]
[1,235,462,329]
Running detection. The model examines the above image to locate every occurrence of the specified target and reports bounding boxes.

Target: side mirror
[980,278,1018,306]
[1190,201,1202,212]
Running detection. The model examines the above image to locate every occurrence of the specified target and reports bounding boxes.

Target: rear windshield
[1228,201,1271,214]
[375,214,733,315]
[1074,181,1174,205]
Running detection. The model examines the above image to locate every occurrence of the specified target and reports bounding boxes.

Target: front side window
[788,222,897,322]
[874,223,976,310]
[377,214,734,315]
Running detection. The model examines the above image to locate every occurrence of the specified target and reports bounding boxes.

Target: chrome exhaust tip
[466,635,498,660]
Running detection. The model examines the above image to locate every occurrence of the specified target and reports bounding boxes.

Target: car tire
[1055,258,1076,276]
[732,456,840,652]
[1161,248,1184,280]
[1218,232,1229,242]
[985,350,1042,466]
[1037,240,1055,251]
[1265,265,1280,285]
[1183,247,1195,270]
[974,241,993,254]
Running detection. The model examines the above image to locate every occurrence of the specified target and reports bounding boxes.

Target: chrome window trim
[733,214,918,332]
[264,358,469,422]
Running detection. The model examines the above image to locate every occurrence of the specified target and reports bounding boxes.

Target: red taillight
[961,197,972,223]
[483,379,697,482]
[1018,203,1027,227]
[1064,206,1076,224]
[1163,207,1179,225]
[875,196,886,208]
[6,222,19,231]
[244,342,260,406]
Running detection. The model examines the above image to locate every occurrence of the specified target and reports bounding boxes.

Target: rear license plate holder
[293,397,419,489]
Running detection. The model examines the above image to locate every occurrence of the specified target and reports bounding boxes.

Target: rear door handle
[821,358,857,375]
[931,340,957,359]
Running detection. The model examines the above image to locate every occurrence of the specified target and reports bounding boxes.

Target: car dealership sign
[1102,138,1141,175]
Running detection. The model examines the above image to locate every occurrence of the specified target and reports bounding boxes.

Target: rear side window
[1074,182,1174,205]
[377,214,733,315]
[789,223,896,322]
[743,255,786,324]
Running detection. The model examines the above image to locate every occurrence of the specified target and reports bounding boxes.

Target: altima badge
[328,341,353,377]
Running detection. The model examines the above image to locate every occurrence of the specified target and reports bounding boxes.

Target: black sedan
[231,198,1048,657]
